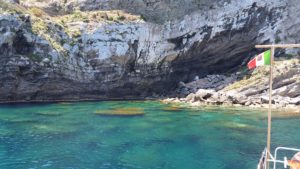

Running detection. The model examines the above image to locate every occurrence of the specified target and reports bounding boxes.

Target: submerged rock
[35,112,62,116]
[30,123,77,135]
[162,105,183,112]
[0,127,15,136]
[5,118,38,124]
[94,107,145,116]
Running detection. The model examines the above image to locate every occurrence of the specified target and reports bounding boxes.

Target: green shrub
[275,30,282,44]
[60,19,65,26]
[72,30,81,38]
[140,15,146,21]
[60,39,67,45]
[275,37,281,43]
[28,53,42,62]
[83,19,90,23]
[117,15,126,21]
[70,40,76,46]
[108,17,114,21]
[31,18,48,34]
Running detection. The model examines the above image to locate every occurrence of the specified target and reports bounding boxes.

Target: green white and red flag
[247,50,271,69]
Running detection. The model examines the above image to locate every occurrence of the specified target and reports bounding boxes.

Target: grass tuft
[29,7,45,17]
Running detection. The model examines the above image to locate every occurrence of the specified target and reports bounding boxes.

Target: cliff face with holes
[0,0,299,102]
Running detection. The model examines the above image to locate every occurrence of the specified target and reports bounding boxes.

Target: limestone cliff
[0,0,299,102]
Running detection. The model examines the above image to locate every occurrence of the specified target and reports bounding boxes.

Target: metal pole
[266,46,275,169]
[255,44,300,48]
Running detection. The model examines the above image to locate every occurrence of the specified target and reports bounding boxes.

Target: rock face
[0,0,300,102]
[3,0,19,3]
[20,0,221,23]
[175,74,237,97]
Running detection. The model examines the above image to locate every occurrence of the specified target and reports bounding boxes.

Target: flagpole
[266,46,275,169]
[255,43,300,169]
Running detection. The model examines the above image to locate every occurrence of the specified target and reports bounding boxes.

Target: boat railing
[259,147,300,169]
[272,147,300,169]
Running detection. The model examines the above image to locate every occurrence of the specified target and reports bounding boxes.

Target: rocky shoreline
[162,95,300,113]
[162,58,300,112]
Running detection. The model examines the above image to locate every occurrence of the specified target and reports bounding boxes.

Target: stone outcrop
[165,59,300,110]
[0,0,300,102]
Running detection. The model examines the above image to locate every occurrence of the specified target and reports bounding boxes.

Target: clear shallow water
[0,101,299,169]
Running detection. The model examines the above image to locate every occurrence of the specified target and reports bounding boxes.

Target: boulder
[286,83,300,98]
[289,98,300,105]
[245,101,252,106]
[260,96,270,104]
[250,97,262,105]
[195,89,215,99]
[244,87,268,96]
[273,82,300,98]
[233,94,248,104]
[42,58,50,64]
[208,92,220,102]
[218,93,228,103]
[186,93,196,102]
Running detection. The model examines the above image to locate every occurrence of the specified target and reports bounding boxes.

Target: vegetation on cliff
[0,0,142,55]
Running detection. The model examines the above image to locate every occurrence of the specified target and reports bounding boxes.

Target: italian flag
[247,50,271,69]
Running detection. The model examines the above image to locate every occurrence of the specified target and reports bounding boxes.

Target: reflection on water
[0,101,299,169]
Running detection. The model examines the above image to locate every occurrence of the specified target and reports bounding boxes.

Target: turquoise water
[0,101,300,169]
